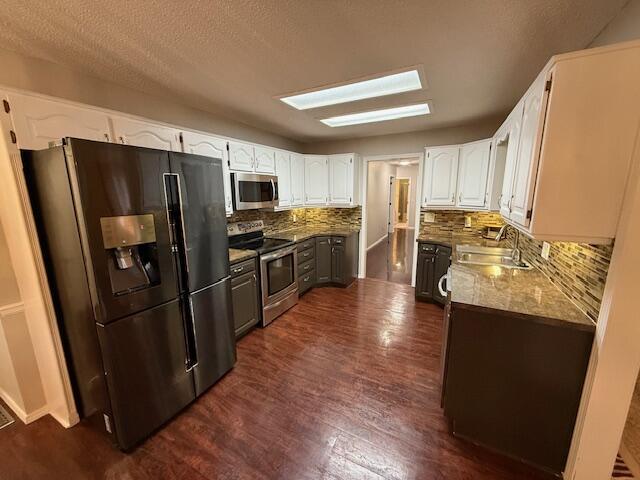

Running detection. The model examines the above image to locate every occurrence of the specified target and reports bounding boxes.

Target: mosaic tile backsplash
[418,209,506,238]
[419,209,611,323]
[227,207,361,234]
[506,229,612,323]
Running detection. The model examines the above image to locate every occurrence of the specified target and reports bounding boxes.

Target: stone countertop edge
[229,248,257,264]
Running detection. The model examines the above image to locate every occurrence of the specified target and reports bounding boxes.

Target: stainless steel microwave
[231,173,279,210]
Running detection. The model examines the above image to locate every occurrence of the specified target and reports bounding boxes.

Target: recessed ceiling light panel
[281,70,422,110]
[321,103,430,127]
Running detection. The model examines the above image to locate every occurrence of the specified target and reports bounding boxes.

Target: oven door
[232,173,279,210]
[260,245,298,306]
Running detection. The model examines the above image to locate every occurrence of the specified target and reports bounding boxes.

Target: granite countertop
[229,248,257,264]
[419,234,594,330]
[269,227,360,243]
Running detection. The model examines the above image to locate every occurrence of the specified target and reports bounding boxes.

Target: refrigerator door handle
[173,173,190,274]
[162,173,177,250]
[185,296,199,372]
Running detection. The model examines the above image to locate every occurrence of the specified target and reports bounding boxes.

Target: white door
[228,141,255,172]
[457,140,491,208]
[500,102,524,218]
[181,131,233,216]
[510,73,551,227]
[254,146,276,174]
[290,153,305,206]
[110,116,181,151]
[423,146,460,206]
[328,154,354,205]
[275,151,292,208]
[304,155,329,205]
[8,93,111,149]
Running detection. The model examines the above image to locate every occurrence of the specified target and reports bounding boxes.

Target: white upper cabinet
[228,141,255,172]
[254,146,276,174]
[110,116,181,151]
[290,153,305,207]
[498,102,524,218]
[508,72,549,227]
[7,93,111,149]
[304,155,329,206]
[181,131,233,216]
[275,151,292,208]
[457,139,491,208]
[328,154,356,206]
[496,42,640,243]
[423,146,460,207]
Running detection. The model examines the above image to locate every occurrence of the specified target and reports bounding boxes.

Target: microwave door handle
[270,178,276,200]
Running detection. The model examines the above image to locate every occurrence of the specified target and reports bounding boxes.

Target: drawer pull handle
[233,267,244,273]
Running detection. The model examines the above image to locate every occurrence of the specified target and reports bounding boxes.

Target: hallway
[366,228,415,285]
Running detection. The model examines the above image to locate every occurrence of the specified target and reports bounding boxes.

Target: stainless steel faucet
[495,224,510,242]
[495,224,522,263]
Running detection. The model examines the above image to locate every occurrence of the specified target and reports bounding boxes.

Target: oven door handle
[260,244,297,263]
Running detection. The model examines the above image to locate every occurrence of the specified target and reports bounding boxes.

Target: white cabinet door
[228,141,255,172]
[457,140,491,208]
[290,153,305,206]
[110,116,181,151]
[499,102,524,218]
[181,132,233,216]
[254,146,276,174]
[423,146,460,207]
[8,93,111,149]
[510,74,550,227]
[304,155,329,205]
[329,154,354,205]
[275,151,292,208]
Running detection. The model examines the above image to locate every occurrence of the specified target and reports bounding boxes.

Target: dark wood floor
[2,280,553,480]
[366,228,415,285]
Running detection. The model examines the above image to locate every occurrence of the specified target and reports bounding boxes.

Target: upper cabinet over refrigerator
[499,41,640,244]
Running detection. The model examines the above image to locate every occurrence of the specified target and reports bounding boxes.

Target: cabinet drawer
[298,269,316,295]
[230,258,255,279]
[419,243,437,254]
[297,246,315,264]
[298,258,315,277]
[297,238,315,252]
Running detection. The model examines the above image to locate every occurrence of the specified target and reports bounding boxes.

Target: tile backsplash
[227,207,361,234]
[507,230,612,323]
[419,208,612,323]
[418,209,505,238]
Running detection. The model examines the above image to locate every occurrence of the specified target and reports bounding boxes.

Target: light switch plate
[293,213,297,222]
[424,212,435,223]
[464,216,472,228]
[541,241,551,260]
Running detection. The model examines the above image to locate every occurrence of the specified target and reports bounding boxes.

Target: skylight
[280,70,422,110]
[321,103,430,127]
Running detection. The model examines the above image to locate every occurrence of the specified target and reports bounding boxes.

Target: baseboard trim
[366,234,388,251]
[0,387,48,424]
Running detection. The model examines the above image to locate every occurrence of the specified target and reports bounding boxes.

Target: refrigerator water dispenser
[100,214,161,295]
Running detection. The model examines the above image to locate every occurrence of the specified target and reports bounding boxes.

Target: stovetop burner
[228,228,294,255]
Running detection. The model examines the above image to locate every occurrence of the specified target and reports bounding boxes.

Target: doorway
[364,159,419,285]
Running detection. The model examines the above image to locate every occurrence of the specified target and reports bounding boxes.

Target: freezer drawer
[190,277,236,396]
[96,299,195,451]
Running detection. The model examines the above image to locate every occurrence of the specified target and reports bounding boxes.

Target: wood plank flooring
[366,228,415,285]
[1,279,554,479]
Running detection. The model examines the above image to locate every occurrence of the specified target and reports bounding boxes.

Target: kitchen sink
[455,245,532,269]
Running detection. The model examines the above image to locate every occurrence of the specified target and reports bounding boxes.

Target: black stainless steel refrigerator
[23,138,235,450]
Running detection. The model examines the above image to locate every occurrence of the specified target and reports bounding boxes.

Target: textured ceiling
[0,0,626,142]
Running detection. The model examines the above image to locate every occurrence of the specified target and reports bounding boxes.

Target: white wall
[366,162,396,248]
[589,0,640,47]
[395,165,419,228]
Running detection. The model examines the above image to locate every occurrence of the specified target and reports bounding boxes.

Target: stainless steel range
[228,221,298,326]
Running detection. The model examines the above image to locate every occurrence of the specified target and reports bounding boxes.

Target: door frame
[388,175,396,234]
[393,177,412,227]
[359,152,424,286]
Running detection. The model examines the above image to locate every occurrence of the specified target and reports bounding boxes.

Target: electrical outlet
[541,241,551,260]
[293,213,297,222]
[424,212,435,223]
[464,215,472,228]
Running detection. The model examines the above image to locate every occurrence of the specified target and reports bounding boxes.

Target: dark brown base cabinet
[230,257,261,338]
[314,234,358,288]
[442,302,594,476]
[416,241,451,304]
